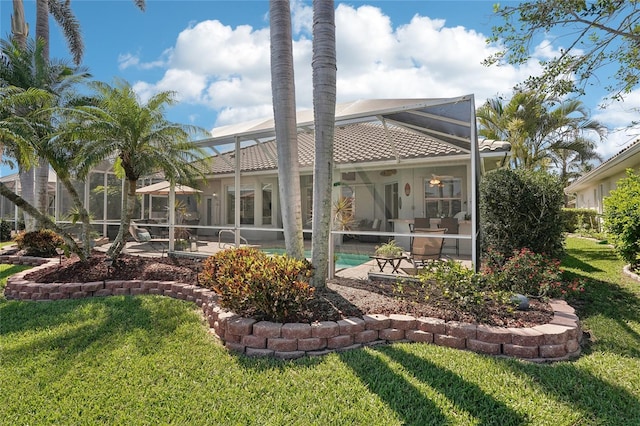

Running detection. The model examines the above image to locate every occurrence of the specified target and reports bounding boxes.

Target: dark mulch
[24,251,553,327]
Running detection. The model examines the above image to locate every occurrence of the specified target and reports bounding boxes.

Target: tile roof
[207,122,507,175]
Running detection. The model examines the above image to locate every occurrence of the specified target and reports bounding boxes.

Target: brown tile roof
[207,122,506,175]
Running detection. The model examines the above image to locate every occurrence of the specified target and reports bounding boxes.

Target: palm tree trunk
[270,0,304,260]
[0,181,84,260]
[106,178,137,259]
[11,0,29,47]
[310,0,336,288]
[34,0,51,228]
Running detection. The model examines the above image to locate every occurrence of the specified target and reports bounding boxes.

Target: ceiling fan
[429,174,454,186]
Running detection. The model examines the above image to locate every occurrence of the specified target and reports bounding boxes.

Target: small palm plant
[375,240,404,258]
[333,196,354,231]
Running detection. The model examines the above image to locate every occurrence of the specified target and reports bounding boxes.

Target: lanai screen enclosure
[193,96,482,271]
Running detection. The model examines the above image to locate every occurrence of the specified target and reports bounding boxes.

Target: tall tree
[65,78,208,259]
[310,0,336,288]
[31,0,144,229]
[477,91,606,170]
[270,0,305,260]
[485,0,640,102]
[0,37,92,258]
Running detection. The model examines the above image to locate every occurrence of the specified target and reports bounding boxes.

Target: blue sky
[1,0,639,177]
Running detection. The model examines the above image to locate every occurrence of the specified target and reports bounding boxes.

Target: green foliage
[198,248,315,322]
[486,0,640,100]
[374,240,404,258]
[480,168,565,259]
[482,247,584,298]
[0,220,12,242]
[562,208,600,233]
[603,169,640,268]
[14,229,64,257]
[417,259,513,319]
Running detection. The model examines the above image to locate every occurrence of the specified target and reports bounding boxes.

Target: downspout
[168,185,175,252]
[234,136,241,247]
[469,95,480,272]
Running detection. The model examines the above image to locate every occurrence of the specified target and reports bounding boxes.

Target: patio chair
[408,228,446,269]
[438,217,459,255]
[409,217,430,250]
[129,221,170,250]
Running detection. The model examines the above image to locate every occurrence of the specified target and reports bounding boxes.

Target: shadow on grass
[1,295,192,363]
[339,345,526,425]
[508,360,640,423]
[567,273,640,358]
[564,247,619,264]
[561,253,603,273]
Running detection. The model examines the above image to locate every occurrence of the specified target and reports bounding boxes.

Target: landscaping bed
[23,251,553,328]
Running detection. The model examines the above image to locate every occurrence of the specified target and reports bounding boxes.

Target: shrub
[198,248,315,322]
[480,168,565,260]
[417,259,513,319]
[482,247,585,299]
[603,169,640,269]
[0,220,11,242]
[561,208,600,233]
[14,229,65,257]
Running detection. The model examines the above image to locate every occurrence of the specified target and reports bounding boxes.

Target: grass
[1,237,640,425]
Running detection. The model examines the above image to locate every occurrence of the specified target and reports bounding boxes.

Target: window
[227,185,255,225]
[262,183,272,225]
[424,177,462,218]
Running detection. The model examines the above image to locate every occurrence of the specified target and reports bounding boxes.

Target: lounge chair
[407,228,446,269]
[129,221,170,250]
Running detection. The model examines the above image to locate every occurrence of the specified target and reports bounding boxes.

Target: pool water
[262,249,370,270]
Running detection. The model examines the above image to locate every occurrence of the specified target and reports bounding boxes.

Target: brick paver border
[2,256,582,362]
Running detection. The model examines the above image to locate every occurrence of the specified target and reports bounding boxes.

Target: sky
[1,0,639,177]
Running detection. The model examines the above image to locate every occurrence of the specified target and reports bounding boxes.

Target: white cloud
[118,52,167,71]
[129,3,557,131]
[592,89,640,159]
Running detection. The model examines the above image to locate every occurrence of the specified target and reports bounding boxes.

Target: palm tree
[270,0,305,260]
[0,85,85,258]
[310,0,337,288]
[8,0,142,229]
[0,37,92,258]
[65,78,208,259]
[477,91,606,171]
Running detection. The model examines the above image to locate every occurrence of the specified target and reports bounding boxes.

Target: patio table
[369,255,406,274]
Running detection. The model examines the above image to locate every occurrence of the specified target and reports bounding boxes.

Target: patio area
[100,232,472,281]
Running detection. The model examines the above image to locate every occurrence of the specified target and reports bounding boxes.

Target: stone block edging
[2,256,582,362]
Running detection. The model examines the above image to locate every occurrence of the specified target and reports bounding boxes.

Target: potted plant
[374,240,404,258]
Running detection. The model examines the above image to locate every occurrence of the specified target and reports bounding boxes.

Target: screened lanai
[192,95,485,271]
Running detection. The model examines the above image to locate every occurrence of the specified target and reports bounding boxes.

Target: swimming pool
[262,249,370,270]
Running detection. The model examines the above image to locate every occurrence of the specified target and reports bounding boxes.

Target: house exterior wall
[572,165,639,214]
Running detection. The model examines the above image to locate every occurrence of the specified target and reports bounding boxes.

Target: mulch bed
[23,251,553,327]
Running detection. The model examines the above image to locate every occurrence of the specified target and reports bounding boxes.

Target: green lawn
[1,237,639,425]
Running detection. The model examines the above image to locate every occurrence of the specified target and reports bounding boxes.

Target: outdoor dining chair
[408,228,447,269]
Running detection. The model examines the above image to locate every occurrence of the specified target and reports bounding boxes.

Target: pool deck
[101,237,472,282]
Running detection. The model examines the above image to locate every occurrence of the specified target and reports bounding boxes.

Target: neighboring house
[564,138,640,214]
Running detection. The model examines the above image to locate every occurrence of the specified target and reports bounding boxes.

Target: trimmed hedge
[562,208,600,233]
[480,169,565,260]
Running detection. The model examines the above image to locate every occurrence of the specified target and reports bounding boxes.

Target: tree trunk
[35,0,51,228]
[106,178,136,259]
[270,0,304,260]
[11,0,29,47]
[0,182,84,260]
[310,0,336,288]
[19,170,36,231]
[11,0,35,232]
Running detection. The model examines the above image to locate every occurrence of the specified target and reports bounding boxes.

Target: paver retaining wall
[2,256,582,362]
